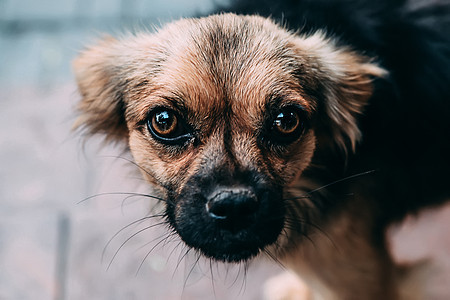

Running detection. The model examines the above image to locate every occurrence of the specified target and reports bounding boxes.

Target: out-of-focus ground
[0,1,449,299]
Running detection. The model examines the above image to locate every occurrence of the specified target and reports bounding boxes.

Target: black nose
[206,188,259,221]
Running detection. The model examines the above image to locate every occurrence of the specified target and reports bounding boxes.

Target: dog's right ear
[73,36,133,144]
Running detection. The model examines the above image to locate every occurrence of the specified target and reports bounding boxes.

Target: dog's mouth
[166,179,285,262]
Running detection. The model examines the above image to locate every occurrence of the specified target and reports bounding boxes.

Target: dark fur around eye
[147,108,193,145]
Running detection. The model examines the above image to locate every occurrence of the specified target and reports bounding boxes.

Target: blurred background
[1,0,449,299]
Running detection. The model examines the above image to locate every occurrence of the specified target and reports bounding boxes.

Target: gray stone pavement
[0,1,449,300]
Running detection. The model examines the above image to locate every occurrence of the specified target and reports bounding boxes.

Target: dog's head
[74,14,385,262]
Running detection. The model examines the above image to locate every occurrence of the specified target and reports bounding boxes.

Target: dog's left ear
[73,35,157,144]
[73,37,128,143]
[292,32,387,152]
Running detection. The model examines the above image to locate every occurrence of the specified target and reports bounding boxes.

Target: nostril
[206,199,228,219]
[206,188,259,220]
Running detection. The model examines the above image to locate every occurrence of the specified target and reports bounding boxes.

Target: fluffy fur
[74,0,450,299]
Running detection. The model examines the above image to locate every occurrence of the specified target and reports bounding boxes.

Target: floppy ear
[73,37,130,143]
[293,32,387,152]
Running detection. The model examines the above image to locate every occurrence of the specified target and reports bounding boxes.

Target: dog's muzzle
[167,171,285,262]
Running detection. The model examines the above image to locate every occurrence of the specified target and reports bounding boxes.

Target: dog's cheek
[128,131,199,190]
[270,130,317,185]
[128,133,165,185]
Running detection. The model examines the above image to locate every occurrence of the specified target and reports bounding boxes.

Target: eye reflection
[152,110,178,137]
[273,110,300,135]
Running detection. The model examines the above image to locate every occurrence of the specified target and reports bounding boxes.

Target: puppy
[73,0,450,298]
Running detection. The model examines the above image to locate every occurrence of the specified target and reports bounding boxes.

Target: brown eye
[273,110,300,135]
[147,109,192,145]
[266,106,305,144]
[152,110,178,137]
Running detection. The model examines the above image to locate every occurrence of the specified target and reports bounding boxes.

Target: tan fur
[74,13,388,300]
[280,204,398,299]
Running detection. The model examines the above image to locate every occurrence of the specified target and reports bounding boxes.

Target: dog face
[74,14,385,262]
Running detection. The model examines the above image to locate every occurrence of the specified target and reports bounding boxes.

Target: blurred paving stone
[0,211,58,300]
[0,85,86,210]
[1,0,78,21]
[132,0,215,19]
[0,29,99,86]
[74,0,122,19]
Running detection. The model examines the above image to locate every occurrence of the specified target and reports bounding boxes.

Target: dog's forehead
[151,14,307,120]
